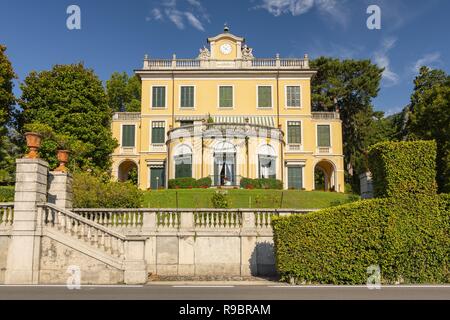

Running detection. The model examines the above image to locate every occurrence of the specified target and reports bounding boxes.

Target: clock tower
[206,25,246,61]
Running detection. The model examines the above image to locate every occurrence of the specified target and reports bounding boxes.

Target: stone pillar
[5,158,49,284]
[240,211,258,277]
[124,237,148,284]
[47,171,73,210]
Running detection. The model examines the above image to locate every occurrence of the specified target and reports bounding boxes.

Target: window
[317,125,331,147]
[258,86,272,108]
[122,125,135,147]
[259,156,276,179]
[151,121,165,144]
[287,121,301,144]
[286,86,301,107]
[150,167,165,190]
[288,166,303,189]
[180,86,194,108]
[175,155,192,178]
[152,86,166,108]
[219,86,233,108]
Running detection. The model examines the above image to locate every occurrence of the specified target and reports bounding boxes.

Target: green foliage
[240,178,283,189]
[18,63,118,172]
[0,186,14,202]
[0,45,16,128]
[273,195,449,284]
[406,67,450,193]
[310,57,384,190]
[168,177,212,189]
[368,140,437,198]
[127,167,138,185]
[106,72,141,112]
[73,172,143,208]
[211,191,230,208]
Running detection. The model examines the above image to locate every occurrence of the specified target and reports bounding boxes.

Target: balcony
[142,55,310,70]
[113,112,141,121]
[311,112,340,120]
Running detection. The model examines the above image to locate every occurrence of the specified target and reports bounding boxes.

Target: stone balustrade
[0,203,14,228]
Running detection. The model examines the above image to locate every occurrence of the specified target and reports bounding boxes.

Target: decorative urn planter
[55,150,70,172]
[24,132,42,159]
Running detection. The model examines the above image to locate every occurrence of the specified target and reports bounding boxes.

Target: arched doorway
[118,160,138,185]
[258,144,277,179]
[213,141,236,186]
[314,160,336,191]
[174,144,193,178]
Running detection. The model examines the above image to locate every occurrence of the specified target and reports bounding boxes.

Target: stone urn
[55,150,70,172]
[24,132,42,159]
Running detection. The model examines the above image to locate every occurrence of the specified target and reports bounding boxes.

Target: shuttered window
[288,166,303,189]
[180,86,195,108]
[287,121,301,144]
[219,86,233,108]
[317,125,331,147]
[258,86,272,108]
[175,155,192,178]
[151,121,165,144]
[286,86,301,107]
[152,86,166,108]
[122,125,135,147]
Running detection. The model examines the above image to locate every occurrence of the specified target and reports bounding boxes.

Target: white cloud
[146,0,209,31]
[373,37,399,87]
[412,52,441,73]
[256,0,348,27]
[185,12,205,31]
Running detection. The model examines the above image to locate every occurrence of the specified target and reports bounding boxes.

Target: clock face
[220,43,232,55]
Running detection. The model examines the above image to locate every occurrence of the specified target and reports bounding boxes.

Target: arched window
[258,144,277,179]
[213,141,236,186]
[174,144,192,178]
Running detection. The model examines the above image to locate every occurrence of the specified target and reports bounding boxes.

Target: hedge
[168,177,212,189]
[0,186,14,202]
[272,195,450,284]
[73,172,143,208]
[240,178,283,189]
[368,140,437,198]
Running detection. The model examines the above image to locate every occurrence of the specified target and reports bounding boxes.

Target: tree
[406,67,450,192]
[106,72,141,112]
[310,57,384,190]
[0,45,17,185]
[18,63,118,172]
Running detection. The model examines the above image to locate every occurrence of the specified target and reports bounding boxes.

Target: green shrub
[368,140,437,198]
[273,195,449,284]
[73,172,143,208]
[239,178,283,189]
[195,177,212,188]
[0,186,14,202]
[211,191,230,208]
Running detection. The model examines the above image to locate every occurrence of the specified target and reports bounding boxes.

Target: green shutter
[219,86,233,108]
[122,125,135,147]
[258,86,272,108]
[288,167,302,189]
[317,125,331,147]
[181,86,194,108]
[175,155,192,178]
[152,122,165,144]
[152,87,165,108]
[287,86,300,107]
[287,121,301,144]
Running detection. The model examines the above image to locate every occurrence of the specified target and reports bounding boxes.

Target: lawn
[142,189,359,209]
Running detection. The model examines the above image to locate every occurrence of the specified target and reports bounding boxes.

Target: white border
[285,119,303,150]
[315,123,332,148]
[178,85,196,109]
[284,85,302,108]
[256,85,274,110]
[217,85,235,109]
[284,163,305,190]
[150,119,168,146]
[120,123,137,149]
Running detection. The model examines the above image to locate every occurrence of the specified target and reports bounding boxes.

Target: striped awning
[175,115,206,121]
[213,116,275,127]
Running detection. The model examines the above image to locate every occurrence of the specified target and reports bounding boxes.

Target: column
[47,171,73,210]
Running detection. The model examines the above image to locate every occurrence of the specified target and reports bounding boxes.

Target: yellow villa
[111,27,345,191]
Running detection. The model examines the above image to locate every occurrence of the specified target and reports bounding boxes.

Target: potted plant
[55,134,72,172]
[23,122,54,159]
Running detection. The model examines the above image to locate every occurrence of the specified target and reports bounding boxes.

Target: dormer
[206,25,247,61]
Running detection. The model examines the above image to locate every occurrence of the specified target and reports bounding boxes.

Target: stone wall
[0,236,10,283]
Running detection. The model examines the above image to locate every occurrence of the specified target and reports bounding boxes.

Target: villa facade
[111,28,345,191]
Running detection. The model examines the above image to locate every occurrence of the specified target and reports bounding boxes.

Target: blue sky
[0,0,449,115]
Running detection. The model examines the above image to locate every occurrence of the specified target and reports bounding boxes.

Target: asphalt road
[0,283,449,300]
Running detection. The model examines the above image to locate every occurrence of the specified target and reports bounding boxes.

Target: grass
[142,189,359,209]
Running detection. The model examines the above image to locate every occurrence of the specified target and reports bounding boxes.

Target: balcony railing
[311,112,340,120]
[113,112,141,121]
[142,56,310,70]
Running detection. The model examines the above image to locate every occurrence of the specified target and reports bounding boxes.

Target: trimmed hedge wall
[240,178,283,189]
[168,177,212,189]
[368,140,437,198]
[0,186,14,202]
[272,195,450,284]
